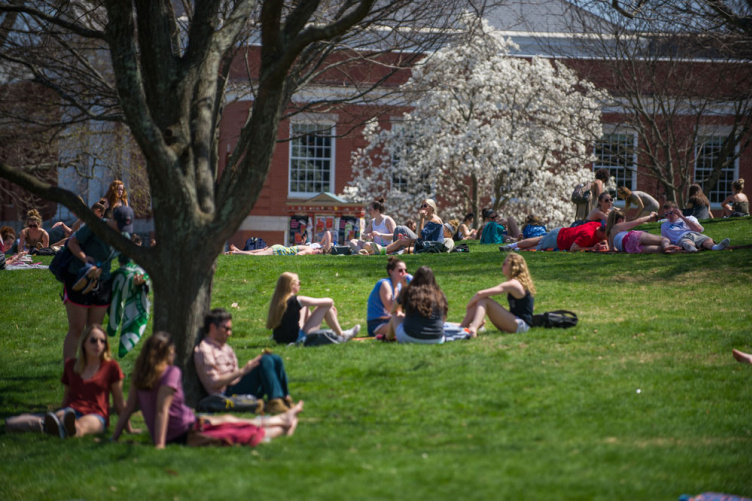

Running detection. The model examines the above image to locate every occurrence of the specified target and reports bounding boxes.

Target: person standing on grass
[267,272,360,345]
[5,325,134,438]
[62,206,134,360]
[459,253,535,337]
[195,308,295,415]
[386,266,448,344]
[660,202,730,252]
[115,332,303,448]
[366,257,411,337]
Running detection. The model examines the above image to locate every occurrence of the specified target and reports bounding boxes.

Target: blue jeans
[225,353,289,400]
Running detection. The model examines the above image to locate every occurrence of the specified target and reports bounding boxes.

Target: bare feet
[280,401,304,436]
[466,326,477,338]
[663,245,681,254]
[732,349,752,365]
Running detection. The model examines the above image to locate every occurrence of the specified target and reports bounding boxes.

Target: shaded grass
[1,217,751,500]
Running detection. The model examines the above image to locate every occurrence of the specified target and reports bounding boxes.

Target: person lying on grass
[386,265,448,344]
[501,221,608,252]
[606,209,680,254]
[5,324,134,438]
[366,257,411,337]
[267,272,360,344]
[195,308,295,415]
[113,332,303,449]
[226,243,325,256]
[459,253,535,337]
[661,202,730,252]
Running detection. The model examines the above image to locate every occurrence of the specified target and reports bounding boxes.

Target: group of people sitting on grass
[4,246,541,447]
[7,309,304,448]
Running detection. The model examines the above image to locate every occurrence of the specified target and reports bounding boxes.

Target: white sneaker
[712,238,730,251]
[343,324,361,340]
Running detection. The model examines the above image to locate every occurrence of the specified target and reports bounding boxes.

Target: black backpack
[48,244,73,282]
[243,237,268,251]
[532,310,578,329]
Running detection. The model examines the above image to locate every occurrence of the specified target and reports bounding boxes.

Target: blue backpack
[243,237,268,251]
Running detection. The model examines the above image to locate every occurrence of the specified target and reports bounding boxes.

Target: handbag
[48,244,73,282]
[531,310,578,329]
[571,183,592,204]
[414,240,446,253]
[195,394,263,414]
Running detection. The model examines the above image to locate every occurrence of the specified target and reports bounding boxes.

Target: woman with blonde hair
[113,332,303,448]
[267,272,360,344]
[585,192,614,224]
[721,178,749,217]
[19,209,49,251]
[5,325,132,438]
[103,180,128,218]
[605,209,678,254]
[617,186,659,220]
[460,253,535,336]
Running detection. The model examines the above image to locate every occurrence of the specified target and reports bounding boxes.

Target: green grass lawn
[1,218,751,500]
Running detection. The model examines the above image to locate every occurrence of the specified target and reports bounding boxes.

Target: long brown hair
[688,183,709,207]
[74,324,112,374]
[400,266,447,318]
[132,332,173,390]
[504,253,536,296]
[266,272,297,330]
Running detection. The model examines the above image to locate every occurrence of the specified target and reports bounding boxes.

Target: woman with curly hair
[103,180,129,218]
[267,272,360,344]
[460,253,535,336]
[387,266,448,344]
[19,209,49,251]
[113,332,303,448]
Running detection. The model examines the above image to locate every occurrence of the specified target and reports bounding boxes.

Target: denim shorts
[61,407,106,429]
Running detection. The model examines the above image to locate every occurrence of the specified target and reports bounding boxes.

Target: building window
[694,135,736,204]
[289,123,334,196]
[593,133,636,190]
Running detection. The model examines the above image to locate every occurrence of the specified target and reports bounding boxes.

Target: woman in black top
[460,253,535,336]
[266,272,360,344]
[387,266,448,344]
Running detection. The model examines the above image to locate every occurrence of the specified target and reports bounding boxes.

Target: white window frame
[593,129,638,193]
[693,131,739,207]
[288,117,337,198]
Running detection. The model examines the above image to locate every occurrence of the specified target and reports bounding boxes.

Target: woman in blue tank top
[459,253,535,336]
[366,257,410,336]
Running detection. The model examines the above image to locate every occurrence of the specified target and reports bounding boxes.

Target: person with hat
[62,205,135,360]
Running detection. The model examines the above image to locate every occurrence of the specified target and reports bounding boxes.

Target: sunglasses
[28,224,38,228]
[421,203,429,208]
[89,338,106,345]
[396,268,407,274]
[603,198,612,202]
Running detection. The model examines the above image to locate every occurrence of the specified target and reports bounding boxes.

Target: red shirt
[556,221,604,251]
[61,358,123,426]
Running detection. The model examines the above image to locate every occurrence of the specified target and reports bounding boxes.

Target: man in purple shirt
[194,308,292,414]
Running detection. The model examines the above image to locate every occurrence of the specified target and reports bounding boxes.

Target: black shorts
[62,270,112,307]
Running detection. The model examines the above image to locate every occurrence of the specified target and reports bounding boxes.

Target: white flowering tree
[345,19,606,227]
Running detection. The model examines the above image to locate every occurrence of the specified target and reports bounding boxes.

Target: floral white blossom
[344,18,607,227]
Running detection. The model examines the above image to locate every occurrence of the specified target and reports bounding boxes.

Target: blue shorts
[61,407,106,429]
[367,318,389,337]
